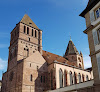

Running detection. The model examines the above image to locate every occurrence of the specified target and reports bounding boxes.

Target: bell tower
[80,0,100,85]
[64,40,84,69]
[8,14,42,70]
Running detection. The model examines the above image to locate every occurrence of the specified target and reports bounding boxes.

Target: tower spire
[70,35,72,41]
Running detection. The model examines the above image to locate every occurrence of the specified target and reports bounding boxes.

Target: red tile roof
[42,50,77,67]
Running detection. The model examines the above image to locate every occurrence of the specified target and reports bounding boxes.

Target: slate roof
[80,0,100,17]
[65,40,79,56]
[42,50,77,67]
[20,14,39,30]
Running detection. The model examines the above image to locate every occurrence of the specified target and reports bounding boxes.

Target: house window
[41,76,42,83]
[78,73,81,83]
[97,28,100,43]
[95,8,100,19]
[69,71,73,85]
[74,72,77,84]
[86,75,89,81]
[59,68,63,88]
[35,30,37,38]
[24,26,26,33]
[32,29,33,36]
[92,29,100,46]
[30,74,32,81]
[97,56,100,79]
[27,27,29,34]
[28,37,30,41]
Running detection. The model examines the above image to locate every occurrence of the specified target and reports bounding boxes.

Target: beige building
[1,0,100,92]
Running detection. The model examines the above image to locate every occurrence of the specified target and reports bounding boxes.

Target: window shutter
[90,11,95,23]
[93,31,99,45]
[97,56,100,78]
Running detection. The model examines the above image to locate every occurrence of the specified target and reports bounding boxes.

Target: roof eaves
[79,0,100,18]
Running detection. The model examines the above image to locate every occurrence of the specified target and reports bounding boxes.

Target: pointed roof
[65,40,79,56]
[80,51,83,55]
[80,0,99,17]
[20,14,39,29]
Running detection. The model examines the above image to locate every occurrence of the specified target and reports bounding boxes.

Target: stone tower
[2,14,48,92]
[80,0,100,87]
[64,40,84,69]
[8,14,42,70]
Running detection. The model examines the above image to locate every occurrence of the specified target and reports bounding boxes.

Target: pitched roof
[42,50,77,66]
[80,0,99,17]
[65,40,79,56]
[20,14,39,29]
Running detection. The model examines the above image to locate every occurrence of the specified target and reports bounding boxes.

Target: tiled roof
[65,40,79,56]
[42,50,77,67]
[20,14,39,30]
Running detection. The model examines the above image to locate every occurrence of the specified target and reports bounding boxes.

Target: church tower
[2,14,48,92]
[64,40,84,69]
[80,0,100,86]
[8,14,42,70]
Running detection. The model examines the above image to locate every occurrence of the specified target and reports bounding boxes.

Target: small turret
[80,51,83,57]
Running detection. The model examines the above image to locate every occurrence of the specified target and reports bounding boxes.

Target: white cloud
[0,58,7,70]
[83,55,92,69]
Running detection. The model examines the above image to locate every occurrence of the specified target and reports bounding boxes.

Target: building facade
[1,14,94,92]
[80,0,100,91]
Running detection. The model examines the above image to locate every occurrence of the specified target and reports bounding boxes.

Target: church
[1,0,100,92]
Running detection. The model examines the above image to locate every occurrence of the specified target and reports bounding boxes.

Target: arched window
[59,68,63,88]
[64,70,67,87]
[82,74,85,82]
[78,73,81,83]
[51,70,53,89]
[70,71,73,85]
[32,29,33,36]
[35,30,37,37]
[24,47,29,57]
[74,72,77,84]
[86,75,89,81]
[24,26,26,33]
[30,74,32,81]
[27,27,29,34]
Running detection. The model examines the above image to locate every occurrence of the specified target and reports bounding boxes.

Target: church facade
[1,14,93,92]
[2,0,100,92]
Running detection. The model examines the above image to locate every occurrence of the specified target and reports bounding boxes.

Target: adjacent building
[80,0,100,91]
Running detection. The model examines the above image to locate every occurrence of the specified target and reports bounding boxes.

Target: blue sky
[0,0,91,80]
